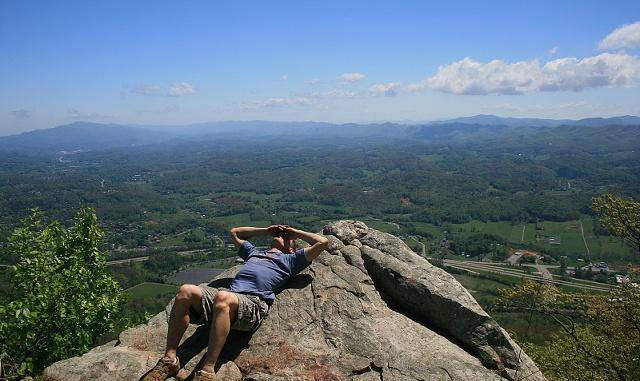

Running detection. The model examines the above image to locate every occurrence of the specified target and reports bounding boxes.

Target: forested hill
[0,122,174,152]
[422,123,640,154]
[2,115,639,154]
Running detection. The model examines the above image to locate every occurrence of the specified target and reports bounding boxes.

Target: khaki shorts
[166,284,269,332]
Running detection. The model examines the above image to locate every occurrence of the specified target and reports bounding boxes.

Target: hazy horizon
[5,113,640,138]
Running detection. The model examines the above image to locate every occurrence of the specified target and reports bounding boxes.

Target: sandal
[193,369,221,381]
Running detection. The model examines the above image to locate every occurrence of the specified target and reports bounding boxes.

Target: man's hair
[272,236,296,253]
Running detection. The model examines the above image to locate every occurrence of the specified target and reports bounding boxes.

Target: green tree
[557,257,568,279]
[0,208,125,377]
[498,281,640,381]
[184,228,206,243]
[592,194,640,255]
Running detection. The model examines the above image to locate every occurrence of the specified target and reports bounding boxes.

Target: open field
[358,217,401,234]
[213,213,271,228]
[125,282,178,299]
[406,217,631,265]
[455,221,537,243]
[451,273,517,304]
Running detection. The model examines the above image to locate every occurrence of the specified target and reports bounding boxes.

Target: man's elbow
[229,228,241,241]
[318,236,329,250]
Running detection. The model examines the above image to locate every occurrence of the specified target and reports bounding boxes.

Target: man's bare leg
[200,291,239,374]
[165,284,203,360]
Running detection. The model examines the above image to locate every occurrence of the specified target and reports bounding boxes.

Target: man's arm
[229,225,282,248]
[283,226,328,262]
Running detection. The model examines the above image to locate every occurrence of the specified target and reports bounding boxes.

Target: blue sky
[1,0,640,135]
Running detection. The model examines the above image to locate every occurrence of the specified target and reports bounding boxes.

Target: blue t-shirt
[229,241,310,303]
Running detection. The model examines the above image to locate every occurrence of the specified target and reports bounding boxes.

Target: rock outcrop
[44,221,546,381]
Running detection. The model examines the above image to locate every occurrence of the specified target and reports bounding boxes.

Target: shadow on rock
[277,273,313,293]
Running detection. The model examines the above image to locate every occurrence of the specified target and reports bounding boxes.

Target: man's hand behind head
[267,225,285,237]
[281,225,300,240]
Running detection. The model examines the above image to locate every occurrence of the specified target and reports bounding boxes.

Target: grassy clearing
[449,218,629,261]
[125,282,178,299]
[213,213,271,227]
[297,215,323,223]
[231,191,280,201]
[541,220,584,252]
[579,218,630,261]
[419,154,444,162]
[410,221,445,239]
[453,220,537,243]
[451,273,517,305]
[156,235,185,247]
[358,217,400,233]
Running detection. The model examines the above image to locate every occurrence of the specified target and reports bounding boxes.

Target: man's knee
[213,291,236,313]
[175,284,199,306]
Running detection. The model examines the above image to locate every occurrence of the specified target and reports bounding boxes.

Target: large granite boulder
[44,221,545,381]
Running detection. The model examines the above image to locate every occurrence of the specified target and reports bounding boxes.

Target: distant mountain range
[1,115,639,153]
[432,114,571,127]
[433,114,640,127]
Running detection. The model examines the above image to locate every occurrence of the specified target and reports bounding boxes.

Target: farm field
[454,221,536,243]
[125,282,178,300]
[407,217,631,265]
[213,213,271,228]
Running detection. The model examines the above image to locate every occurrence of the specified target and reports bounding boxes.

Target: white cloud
[489,102,588,113]
[10,109,32,119]
[306,78,320,85]
[263,97,311,107]
[239,88,359,111]
[134,104,181,116]
[306,89,358,99]
[548,46,559,55]
[240,97,312,110]
[427,58,539,95]
[67,109,110,119]
[404,82,427,93]
[168,82,197,97]
[426,53,640,95]
[540,53,640,91]
[280,75,289,81]
[132,84,162,96]
[132,83,197,96]
[491,103,523,112]
[368,82,402,97]
[338,72,366,83]
[599,21,640,50]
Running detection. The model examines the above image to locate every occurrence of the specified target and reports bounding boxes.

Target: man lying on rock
[142,224,328,381]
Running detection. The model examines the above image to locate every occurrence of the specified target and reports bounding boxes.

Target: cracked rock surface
[43,220,545,381]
